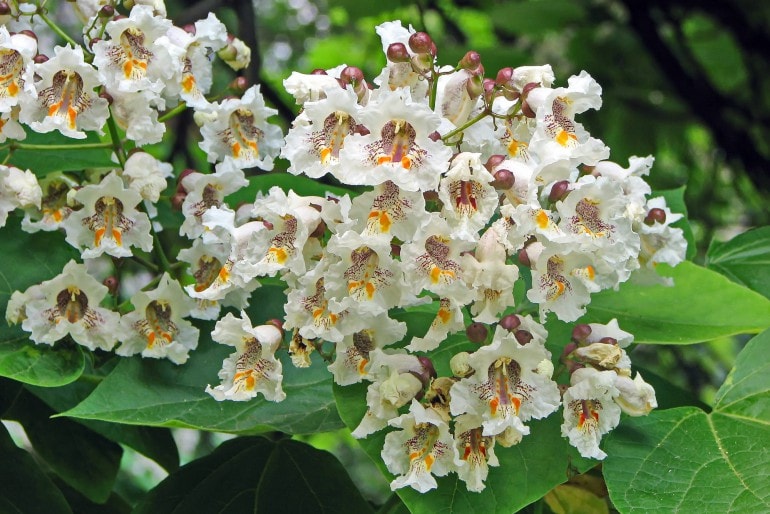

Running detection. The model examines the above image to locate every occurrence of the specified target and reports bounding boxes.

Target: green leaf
[583,261,770,344]
[334,382,594,514]
[28,369,180,472]
[1,131,115,176]
[707,226,770,300]
[0,218,84,386]
[226,172,358,207]
[133,436,374,514]
[0,423,72,514]
[604,328,770,512]
[60,311,342,434]
[3,388,122,504]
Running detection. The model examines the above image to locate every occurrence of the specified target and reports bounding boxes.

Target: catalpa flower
[407,297,465,352]
[561,367,621,460]
[199,85,283,170]
[206,311,285,402]
[0,27,37,113]
[18,260,120,351]
[64,172,153,259]
[450,324,560,438]
[21,174,77,233]
[282,85,363,179]
[453,414,499,493]
[20,45,109,139]
[338,87,452,192]
[382,400,458,492]
[0,165,41,228]
[348,180,427,242]
[92,5,178,95]
[117,273,200,364]
[179,160,248,239]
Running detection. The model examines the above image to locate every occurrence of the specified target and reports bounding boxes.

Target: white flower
[614,371,657,416]
[110,89,166,145]
[282,86,362,179]
[217,36,251,71]
[437,152,498,242]
[92,5,178,95]
[179,160,248,239]
[0,27,37,113]
[122,151,173,202]
[20,174,77,233]
[20,260,120,350]
[450,325,560,437]
[348,180,428,242]
[117,273,199,364]
[407,297,465,352]
[64,172,153,259]
[337,87,451,191]
[382,400,458,492]
[0,165,41,227]
[561,367,621,460]
[199,85,283,170]
[205,311,285,402]
[453,414,499,492]
[20,45,109,139]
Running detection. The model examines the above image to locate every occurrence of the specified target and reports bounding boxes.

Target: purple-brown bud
[466,322,489,344]
[644,208,666,226]
[548,180,570,203]
[0,2,10,15]
[408,31,433,54]
[490,169,514,190]
[571,323,592,342]
[98,5,115,18]
[170,191,187,211]
[484,154,506,171]
[514,329,533,345]
[517,247,531,267]
[387,42,411,63]
[459,51,482,72]
[229,76,249,92]
[33,54,49,64]
[266,318,285,338]
[499,314,521,331]
[103,276,119,296]
[599,336,618,345]
[418,356,437,380]
[339,66,364,86]
[495,67,513,86]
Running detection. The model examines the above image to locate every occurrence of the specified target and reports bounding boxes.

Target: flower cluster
[2,7,685,495]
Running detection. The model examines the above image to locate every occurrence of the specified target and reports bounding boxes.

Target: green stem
[130,254,160,273]
[6,142,115,152]
[441,109,489,143]
[37,10,80,49]
[152,232,172,274]
[106,109,127,167]
[157,102,188,123]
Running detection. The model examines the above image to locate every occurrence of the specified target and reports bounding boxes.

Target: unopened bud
[548,180,570,203]
[484,154,506,171]
[266,318,285,337]
[571,323,592,342]
[176,168,196,192]
[408,31,433,54]
[521,100,536,118]
[33,54,49,64]
[229,76,249,92]
[495,67,513,86]
[517,247,531,267]
[599,336,618,345]
[466,322,488,344]
[103,276,119,295]
[390,243,401,258]
[490,169,514,190]
[311,68,327,75]
[98,5,114,17]
[499,314,521,331]
[183,23,196,35]
[483,78,497,101]
[459,51,482,72]
[170,191,186,210]
[561,341,578,360]
[644,207,666,225]
[521,82,539,97]
[428,130,441,142]
[514,329,533,345]
[450,352,473,378]
[387,42,411,63]
[417,356,437,380]
[19,30,37,41]
[339,66,364,86]
[309,220,326,239]
[466,74,484,99]
[98,90,113,105]
[0,2,10,15]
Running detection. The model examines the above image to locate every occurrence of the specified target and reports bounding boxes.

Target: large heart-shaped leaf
[60,314,342,434]
[133,436,374,513]
[0,218,84,386]
[583,262,770,344]
[707,226,770,300]
[0,423,72,514]
[604,328,770,512]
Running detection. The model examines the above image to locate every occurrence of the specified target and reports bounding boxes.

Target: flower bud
[386,42,411,63]
[644,207,666,225]
[466,322,488,344]
[495,67,513,86]
[408,31,433,54]
[103,276,119,295]
[459,51,482,72]
[98,90,113,105]
[571,323,592,342]
[484,154,506,172]
[517,247,531,267]
[450,351,473,378]
[548,181,570,204]
[217,36,251,71]
[490,169,514,190]
[521,100,536,118]
[417,355,437,380]
[98,5,115,17]
[599,336,618,345]
[176,168,196,193]
[229,76,249,93]
[33,54,49,64]
[265,318,285,338]
[0,2,10,16]
[170,191,186,211]
[339,65,364,86]
[514,329,533,345]
[499,314,521,331]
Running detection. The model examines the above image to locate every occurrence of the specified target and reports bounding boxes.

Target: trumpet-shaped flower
[117,273,199,364]
[19,260,120,350]
[205,311,285,402]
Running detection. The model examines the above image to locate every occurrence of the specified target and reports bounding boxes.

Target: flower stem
[441,109,489,143]
[5,142,115,152]
[158,102,188,123]
[37,9,80,49]
[106,109,127,167]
